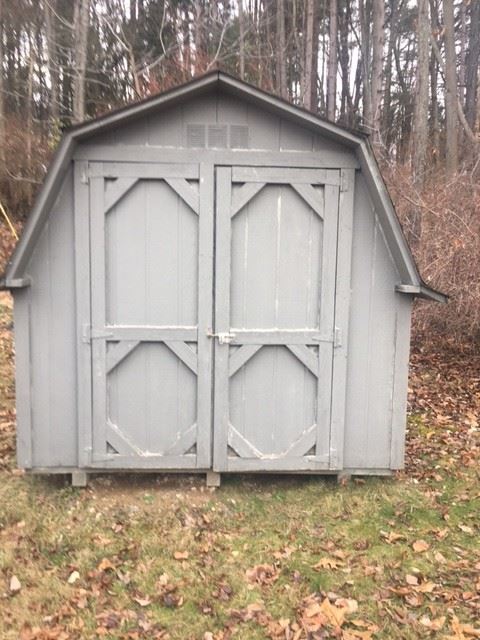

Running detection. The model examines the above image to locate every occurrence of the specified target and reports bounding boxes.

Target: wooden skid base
[24,468,395,483]
[206,471,221,487]
[71,470,88,487]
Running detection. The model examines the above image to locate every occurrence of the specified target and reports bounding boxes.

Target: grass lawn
[0,291,479,640]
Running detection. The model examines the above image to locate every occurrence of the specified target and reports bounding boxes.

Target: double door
[77,161,345,472]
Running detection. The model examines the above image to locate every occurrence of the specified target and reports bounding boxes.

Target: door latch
[207,330,236,344]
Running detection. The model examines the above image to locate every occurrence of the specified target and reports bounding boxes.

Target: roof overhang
[1,70,446,302]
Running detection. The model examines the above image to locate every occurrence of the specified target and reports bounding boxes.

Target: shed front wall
[13,90,412,473]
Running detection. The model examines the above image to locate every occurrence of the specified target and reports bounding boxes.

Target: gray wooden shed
[1,72,445,486]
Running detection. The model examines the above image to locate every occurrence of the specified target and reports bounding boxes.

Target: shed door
[87,162,213,469]
[213,167,340,472]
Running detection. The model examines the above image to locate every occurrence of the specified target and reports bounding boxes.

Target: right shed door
[213,166,341,472]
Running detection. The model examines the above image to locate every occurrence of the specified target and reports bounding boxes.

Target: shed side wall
[23,169,77,467]
[344,173,411,469]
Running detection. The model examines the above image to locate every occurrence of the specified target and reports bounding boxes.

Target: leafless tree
[72,0,91,123]
[327,0,338,120]
[443,0,458,174]
[413,0,430,186]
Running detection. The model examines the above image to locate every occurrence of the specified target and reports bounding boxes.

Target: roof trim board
[0,70,445,302]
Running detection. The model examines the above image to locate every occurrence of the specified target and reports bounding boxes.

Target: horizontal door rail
[101,326,198,341]
[89,162,199,179]
[225,329,333,345]
[232,166,340,186]
[73,146,361,169]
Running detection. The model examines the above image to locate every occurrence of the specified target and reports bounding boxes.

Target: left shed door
[82,162,214,469]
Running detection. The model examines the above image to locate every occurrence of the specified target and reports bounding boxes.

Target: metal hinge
[82,324,114,343]
[312,329,342,346]
[207,330,236,344]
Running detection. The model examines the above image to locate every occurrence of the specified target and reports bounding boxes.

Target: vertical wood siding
[343,174,403,469]
[86,93,352,158]
[25,171,77,467]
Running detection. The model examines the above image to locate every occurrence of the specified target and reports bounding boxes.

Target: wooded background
[0,0,479,339]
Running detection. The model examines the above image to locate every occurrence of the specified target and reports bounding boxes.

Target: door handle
[207,330,236,344]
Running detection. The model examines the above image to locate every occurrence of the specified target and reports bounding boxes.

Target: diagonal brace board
[228,422,317,459]
[105,420,144,457]
[283,423,317,457]
[228,424,263,459]
[285,344,319,377]
[164,340,198,374]
[229,344,262,377]
[231,182,266,217]
[290,183,324,218]
[104,178,139,213]
[165,178,199,214]
[164,422,197,456]
[106,340,140,374]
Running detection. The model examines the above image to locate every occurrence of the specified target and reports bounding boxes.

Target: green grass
[0,293,479,639]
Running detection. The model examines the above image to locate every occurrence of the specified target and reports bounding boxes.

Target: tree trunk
[339,0,351,125]
[443,0,458,175]
[311,0,320,110]
[194,0,205,73]
[465,0,480,131]
[429,0,440,160]
[382,0,396,148]
[72,0,90,124]
[371,0,385,145]
[413,0,430,186]
[458,0,467,106]
[276,0,288,99]
[359,0,372,130]
[239,0,245,79]
[327,0,338,120]
[44,0,60,123]
[0,0,5,164]
[304,0,315,110]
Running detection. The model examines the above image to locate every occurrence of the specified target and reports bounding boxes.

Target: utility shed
[1,72,446,486]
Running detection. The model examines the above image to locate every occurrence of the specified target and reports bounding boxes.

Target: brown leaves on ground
[228,593,374,640]
[245,563,279,586]
[406,338,480,480]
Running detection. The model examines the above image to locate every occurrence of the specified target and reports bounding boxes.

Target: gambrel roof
[1,70,445,302]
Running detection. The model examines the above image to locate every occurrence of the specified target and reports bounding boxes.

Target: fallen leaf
[319,597,346,628]
[412,539,430,553]
[245,564,279,585]
[97,558,115,572]
[419,615,446,631]
[380,530,405,543]
[448,615,480,638]
[416,580,436,593]
[434,551,447,563]
[458,524,474,534]
[335,598,358,614]
[313,557,344,570]
[67,570,80,584]
[173,551,189,560]
[9,575,21,593]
